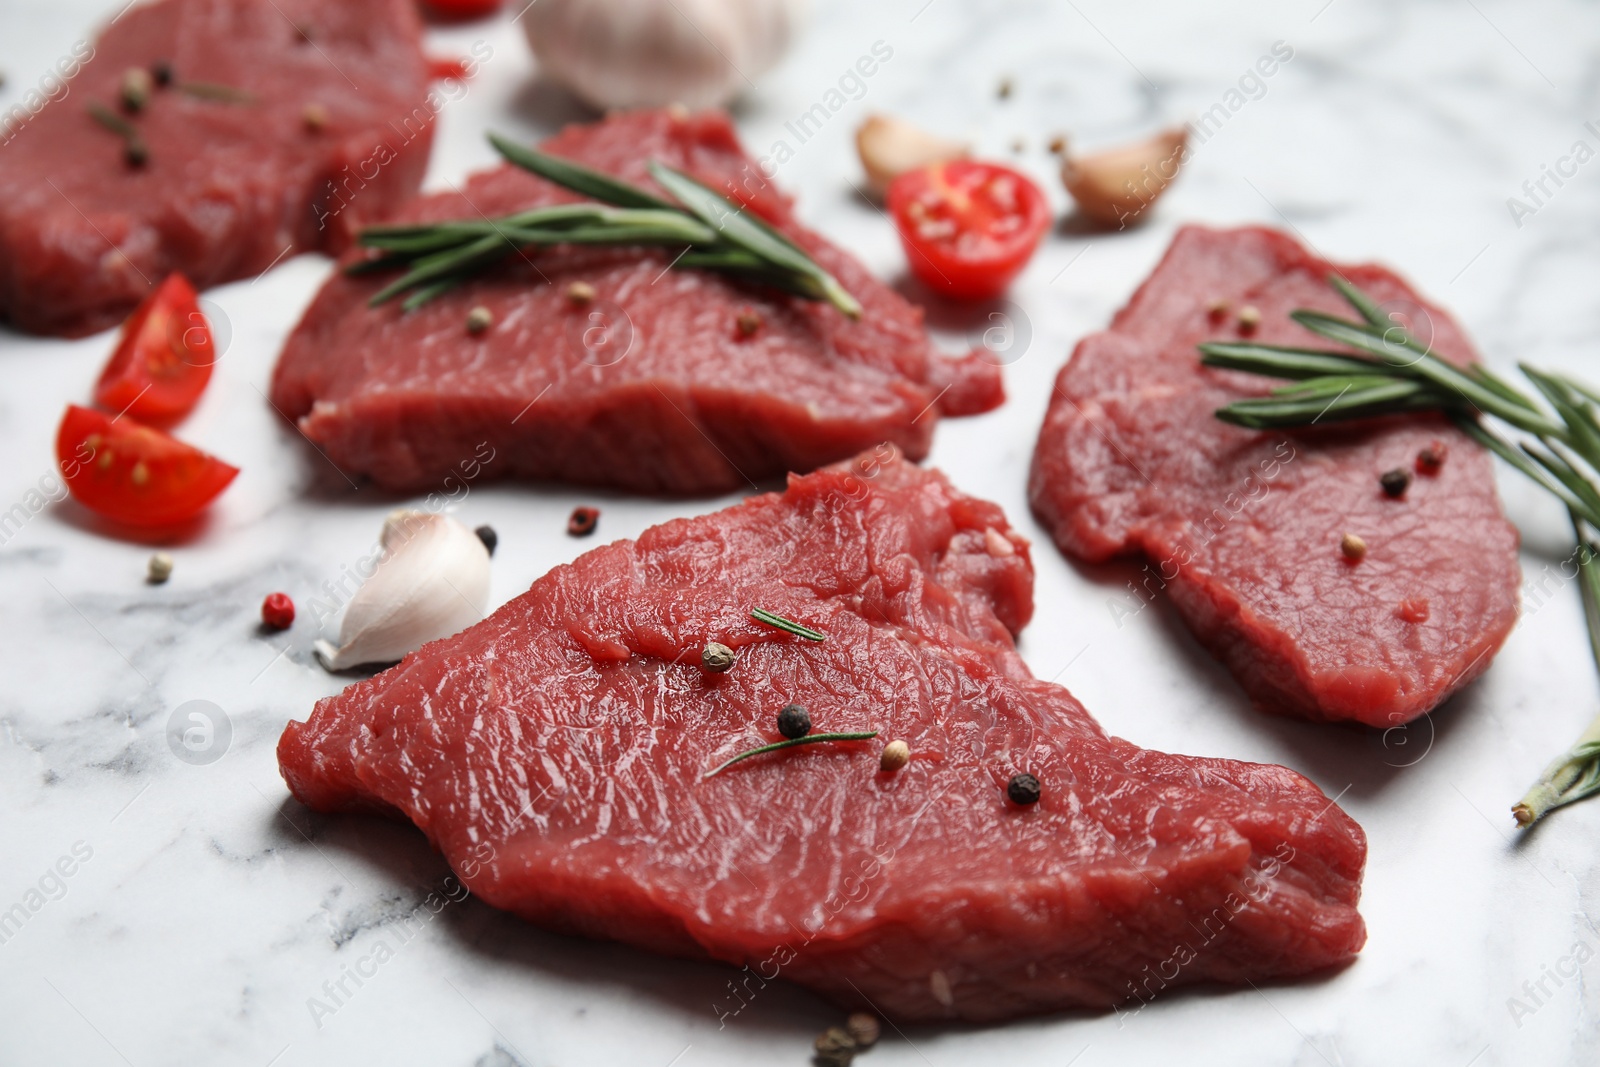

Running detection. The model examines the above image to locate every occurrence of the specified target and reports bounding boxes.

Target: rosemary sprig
[87,102,148,165]
[178,81,256,103]
[702,731,878,778]
[352,132,862,317]
[750,607,827,642]
[1196,274,1600,825]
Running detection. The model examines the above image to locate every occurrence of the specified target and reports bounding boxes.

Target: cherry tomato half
[56,405,238,527]
[422,0,503,20]
[93,274,215,423]
[887,160,1052,300]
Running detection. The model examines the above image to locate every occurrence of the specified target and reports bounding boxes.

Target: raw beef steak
[0,0,432,337]
[269,109,1002,495]
[278,447,1366,1023]
[1030,225,1520,727]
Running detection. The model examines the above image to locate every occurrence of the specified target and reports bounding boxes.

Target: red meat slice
[0,0,433,337]
[269,109,1002,495]
[1029,225,1521,727]
[277,448,1366,1023]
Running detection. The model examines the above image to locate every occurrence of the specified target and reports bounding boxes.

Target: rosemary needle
[750,607,827,642]
[1197,274,1600,826]
[352,132,861,316]
[702,732,878,779]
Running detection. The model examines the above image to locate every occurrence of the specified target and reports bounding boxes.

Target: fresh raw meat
[278,447,1366,1023]
[269,108,1002,495]
[0,0,433,337]
[1030,225,1520,727]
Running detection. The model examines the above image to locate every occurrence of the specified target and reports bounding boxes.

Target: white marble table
[2,1,1598,1064]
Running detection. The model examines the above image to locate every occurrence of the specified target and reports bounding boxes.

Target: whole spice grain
[566,280,596,306]
[1237,305,1261,335]
[735,308,761,337]
[701,641,736,673]
[302,102,329,132]
[776,703,811,739]
[1340,532,1368,562]
[147,552,173,584]
[567,506,599,537]
[1007,772,1041,805]
[879,740,910,772]
[473,524,498,556]
[1379,468,1412,498]
[845,1013,881,1048]
[465,305,493,334]
[1416,442,1447,474]
[120,67,153,113]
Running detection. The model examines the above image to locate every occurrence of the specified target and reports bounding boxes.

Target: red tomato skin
[887,161,1052,301]
[93,274,215,423]
[422,0,503,20]
[56,405,238,528]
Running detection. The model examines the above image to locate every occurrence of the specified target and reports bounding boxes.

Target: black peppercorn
[1007,773,1041,805]
[474,525,497,556]
[1379,468,1412,498]
[777,704,811,739]
[151,60,173,87]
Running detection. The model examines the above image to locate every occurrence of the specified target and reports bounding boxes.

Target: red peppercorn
[1416,442,1447,475]
[567,506,599,537]
[261,592,295,630]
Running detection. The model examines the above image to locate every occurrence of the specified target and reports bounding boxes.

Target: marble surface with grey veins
[2,0,1599,1064]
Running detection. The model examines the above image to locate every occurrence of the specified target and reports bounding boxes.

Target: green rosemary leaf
[1198,342,1386,380]
[750,607,827,642]
[647,162,862,319]
[488,132,676,211]
[702,731,879,779]
[178,81,256,103]
[1215,379,1441,429]
[400,277,461,311]
[368,232,507,306]
[1328,272,1390,329]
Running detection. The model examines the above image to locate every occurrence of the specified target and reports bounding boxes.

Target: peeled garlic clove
[1061,126,1188,228]
[314,511,490,672]
[856,114,970,196]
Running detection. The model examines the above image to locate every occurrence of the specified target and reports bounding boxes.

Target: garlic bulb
[855,114,970,197]
[1061,126,1188,228]
[314,511,491,672]
[521,0,808,111]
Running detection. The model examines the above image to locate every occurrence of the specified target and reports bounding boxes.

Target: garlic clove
[1060,126,1188,229]
[314,511,491,672]
[522,0,808,111]
[855,114,970,197]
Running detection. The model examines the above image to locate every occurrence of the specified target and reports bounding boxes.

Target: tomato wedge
[56,405,238,527]
[422,0,502,20]
[93,274,215,423]
[887,160,1052,300]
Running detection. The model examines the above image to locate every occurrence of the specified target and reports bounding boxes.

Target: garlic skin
[855,114,970,197]
[314,511,490,672]
[1061,126,1188,228]
[522,0,808,111]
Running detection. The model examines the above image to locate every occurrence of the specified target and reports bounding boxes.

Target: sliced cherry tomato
[56,405,238,528]
[427,55,472,81]
[887,160,1052,300]
[422,0,503,20]
[93,273,215,423]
